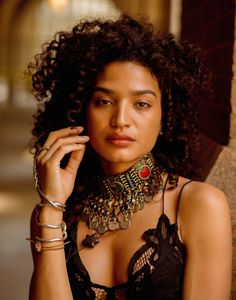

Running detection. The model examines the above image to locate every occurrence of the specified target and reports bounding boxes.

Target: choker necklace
[80,153,165,248]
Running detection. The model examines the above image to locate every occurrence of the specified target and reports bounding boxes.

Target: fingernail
[81,136,89,141]
[70,126,83,133]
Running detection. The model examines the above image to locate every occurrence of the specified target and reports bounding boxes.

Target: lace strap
[176,180,192,223]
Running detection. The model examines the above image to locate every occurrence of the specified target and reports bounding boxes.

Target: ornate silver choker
[80,153,164,248]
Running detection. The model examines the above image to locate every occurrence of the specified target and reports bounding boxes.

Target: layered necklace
[80,153,165,248]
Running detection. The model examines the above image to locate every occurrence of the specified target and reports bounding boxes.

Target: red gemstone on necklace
[139,165,151,179]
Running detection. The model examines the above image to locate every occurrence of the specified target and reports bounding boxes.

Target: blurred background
[0,0,235,299]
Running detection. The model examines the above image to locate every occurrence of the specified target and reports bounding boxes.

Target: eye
[95,99,113,106]
[135,101,151,109]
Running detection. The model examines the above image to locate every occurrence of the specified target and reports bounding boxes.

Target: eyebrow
[93,86,157,97]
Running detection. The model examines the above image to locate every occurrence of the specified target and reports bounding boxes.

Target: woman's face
[86,61,162,175]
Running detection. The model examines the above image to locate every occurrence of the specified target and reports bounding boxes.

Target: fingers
[34,126,89,202]
[37,127,88,160]
[36,126,89,175]
[39,135,89,165]
[36,126,84,160]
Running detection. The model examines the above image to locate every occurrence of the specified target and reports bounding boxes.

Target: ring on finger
[38,146,51,153]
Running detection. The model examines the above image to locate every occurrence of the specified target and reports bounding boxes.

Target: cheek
[86,112,103,147]
[144,115,161,143]
[86,109,97,134]
[86,123,100,150]
[148,127,160,145]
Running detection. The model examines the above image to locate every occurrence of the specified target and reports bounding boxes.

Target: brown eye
[135,101,150,109]
[95,99,113,106]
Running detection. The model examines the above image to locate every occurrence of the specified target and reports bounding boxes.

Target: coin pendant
[120,219,130,229]
[108,221,119,231]
[97,223,108,234]
[118,212,125,223]
[90,220,98,230]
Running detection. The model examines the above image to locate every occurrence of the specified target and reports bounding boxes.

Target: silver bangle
[35,231,68,243]
[35,208,66,229]
[37,186,66,211]
[33,158,66,212]
[37,198,66,212]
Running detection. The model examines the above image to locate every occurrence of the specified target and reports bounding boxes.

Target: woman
[28,15,232,300]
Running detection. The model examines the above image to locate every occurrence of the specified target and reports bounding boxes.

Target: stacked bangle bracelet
[27,156,70,252]
[26,206,69,252]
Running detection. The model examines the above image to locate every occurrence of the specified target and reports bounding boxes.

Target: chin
[97,148,150,164]
[90,140,155,164]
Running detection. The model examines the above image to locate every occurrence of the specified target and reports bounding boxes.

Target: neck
[99,156,145,176]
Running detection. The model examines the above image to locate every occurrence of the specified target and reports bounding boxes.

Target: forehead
[95,61,160,90]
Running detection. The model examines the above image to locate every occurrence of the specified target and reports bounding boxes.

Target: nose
[110,102,131,129]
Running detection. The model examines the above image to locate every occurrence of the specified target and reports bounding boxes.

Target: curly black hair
[28,15,209,180]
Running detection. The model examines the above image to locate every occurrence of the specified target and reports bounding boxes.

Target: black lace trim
[65,213,185,300]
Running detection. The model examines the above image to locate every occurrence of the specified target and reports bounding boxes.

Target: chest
[75,196,177,287]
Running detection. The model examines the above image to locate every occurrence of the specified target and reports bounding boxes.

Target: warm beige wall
[113,0,170,32]
[0,0,18,75]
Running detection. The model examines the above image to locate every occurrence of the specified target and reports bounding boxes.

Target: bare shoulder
[177,179,231,245]
[177,179,232,297]
[179,179,229,216]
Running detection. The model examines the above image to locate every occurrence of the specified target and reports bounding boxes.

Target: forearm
[30,249,73,300]
[29,206,73,300]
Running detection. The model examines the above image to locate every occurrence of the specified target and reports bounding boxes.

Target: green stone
[111,181,124,194]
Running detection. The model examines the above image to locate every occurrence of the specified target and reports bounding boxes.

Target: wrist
[37,205,64,223]
[28,205,68,249]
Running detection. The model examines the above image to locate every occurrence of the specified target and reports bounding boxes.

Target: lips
[106,133,135,146]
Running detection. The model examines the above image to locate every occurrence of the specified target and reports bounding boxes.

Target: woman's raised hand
[35,126,89,204]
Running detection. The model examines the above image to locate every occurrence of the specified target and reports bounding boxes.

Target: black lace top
[65,181,189,300]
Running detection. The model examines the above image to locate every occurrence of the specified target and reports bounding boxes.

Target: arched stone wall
[0,0,120,106]
[113,0,170,31]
